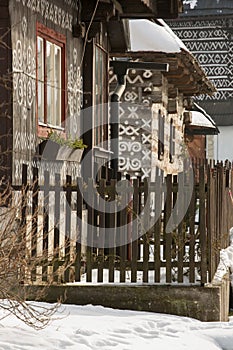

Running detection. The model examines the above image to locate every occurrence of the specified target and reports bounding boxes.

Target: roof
[191,111,215,128]
[194,100,233,126]
[121,19,216,96]
[117,0,183,19]
[129,19,186,53]
[182,0,233,16]
[185,103,219,135]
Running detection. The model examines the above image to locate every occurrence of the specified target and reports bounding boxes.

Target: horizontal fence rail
[11,160,233,285]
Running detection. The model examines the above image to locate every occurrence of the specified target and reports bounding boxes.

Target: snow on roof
[190,110,217,129]
[183,0,198,9]
[129,19,188,53]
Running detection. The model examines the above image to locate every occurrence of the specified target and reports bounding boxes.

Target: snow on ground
[74,268,200,284]
[0,303,233,349]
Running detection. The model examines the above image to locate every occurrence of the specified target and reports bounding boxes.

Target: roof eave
[112,49,216,96]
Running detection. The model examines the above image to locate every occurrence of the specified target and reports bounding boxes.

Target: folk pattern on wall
[15,0,73,31]
[67,48,83,136]
[13,16,36,121]
[12,16,36,183]
[170,18,233,101]
[110,69,152,179]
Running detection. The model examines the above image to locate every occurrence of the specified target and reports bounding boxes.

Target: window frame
[93,43,108,148]
[158,109,165,160]
[36,22,66,138]
[169,118,175,163]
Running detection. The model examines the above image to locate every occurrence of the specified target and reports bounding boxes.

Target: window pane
[46,41,53,125]
[94,46,107,147]
[37,26,65,131]
[37,37,44,123]
[95,47,99,145]
[54,45,61,126]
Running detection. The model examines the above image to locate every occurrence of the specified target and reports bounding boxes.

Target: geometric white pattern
[12,16,36,121]
[110,67,153,179]
[170,17,233,103]
[67,48,83,135]
[15,0,73,31]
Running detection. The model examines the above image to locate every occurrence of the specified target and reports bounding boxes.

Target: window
[94,45,108,147]
[169,118,175,163]
[158,110,165,160]
[36,23,65,133]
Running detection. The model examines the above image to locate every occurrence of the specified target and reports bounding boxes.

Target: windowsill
[93,146,113,159]
[39,122,64,130]
[38,122,65,138]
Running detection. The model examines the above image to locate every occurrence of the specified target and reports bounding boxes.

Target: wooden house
[0,0,183,184]
[167,0,233,161]
[185,103,219,160]
[109,18,215,179]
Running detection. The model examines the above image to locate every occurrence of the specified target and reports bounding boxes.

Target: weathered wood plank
[154,173,162,282]
[86,178,95,282]
[199,160,207,285]
[97,178,106,283]
[75,177,83,282]
[42,170,49,282]
[142,179,149,283]
[177,172,185,283]
[131,178,139,283]
[108,179,117,283]
[165,174,172,283]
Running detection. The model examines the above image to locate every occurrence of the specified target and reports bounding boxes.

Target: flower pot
[56,145,73,161]
[68,148,84,162]
[38,140,60,161]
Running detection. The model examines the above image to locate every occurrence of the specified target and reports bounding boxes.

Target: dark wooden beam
[81,0,116,22]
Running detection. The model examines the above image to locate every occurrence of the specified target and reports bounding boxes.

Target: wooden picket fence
[13,160,233,285]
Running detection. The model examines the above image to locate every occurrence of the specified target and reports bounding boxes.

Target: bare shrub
[0,178,74,329]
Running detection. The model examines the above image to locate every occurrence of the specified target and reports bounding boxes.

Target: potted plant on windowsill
[39,130,87,162]
[57,136,87,162]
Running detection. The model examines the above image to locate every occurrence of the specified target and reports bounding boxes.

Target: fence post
[164,174,172,283]
[42,170,49,282]
[31,166,39,281]
[142,178,149,283]
[86,178,95,282]
[154,173,162,283]
[199,160,207,285]
[75,177,83,282]
[97,178,106,282]
[131,178,139,283]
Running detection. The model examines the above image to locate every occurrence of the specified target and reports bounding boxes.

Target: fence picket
[199,160,207,285]
[97,178,106,283]
[14,160,233,286]
[165,174,172,283]
[42,170,49,282]
[177,172,185,283]
[143,179,149,283]
[75,177,83,282]
[131,178,139,283]
[86,178,95,282]
[119,180,128,283]
[53,173,61,283]
[154,174,162,283]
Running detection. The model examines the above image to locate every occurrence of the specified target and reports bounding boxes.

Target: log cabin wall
[82,21,110,180]
[185,134,206,160]
[109,67,185,180]
[8,0,83,184]
[0,0,13,181]
[167,3,233,129]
